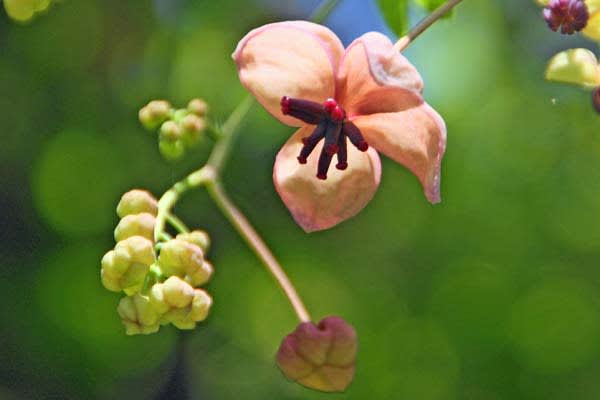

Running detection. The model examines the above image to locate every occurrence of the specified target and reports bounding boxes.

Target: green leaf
[377,0,410,36]
[415,0,454,18]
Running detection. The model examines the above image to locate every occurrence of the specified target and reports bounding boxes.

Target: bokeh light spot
[32,129,126,236]
[509,278,600,373]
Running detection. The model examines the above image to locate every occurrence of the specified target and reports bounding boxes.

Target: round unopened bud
[180,114,206,147]
[159,139,185,161]
[162,276,195,308]
[187,98,209,116]
[184,261,213,287]
[158,239,204,277]
[139,100,172,130]
[159,120,182,141]
[277,316,357,393]
[188,289,212,321]
[149,282,169,315]
[101,236,155,295]
[161,288,213,330]
[177,230,210,252]
[117,294,160,335]
[148,277,212,330]
[117,190,158,218]
[114,213,156,242]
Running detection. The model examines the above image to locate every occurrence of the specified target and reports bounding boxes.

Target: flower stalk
[394,0,464,51]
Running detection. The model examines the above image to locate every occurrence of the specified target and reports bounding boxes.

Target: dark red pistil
[543,0,588,34]
[281,97,369,180]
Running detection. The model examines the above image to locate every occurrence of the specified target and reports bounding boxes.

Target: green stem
[206,95,254,173]
[166,212,189,234]
[394,0,464,51]
[205,178,311,323]
[310,0,341,24]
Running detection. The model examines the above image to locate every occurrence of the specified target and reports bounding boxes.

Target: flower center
[281,96,369,180]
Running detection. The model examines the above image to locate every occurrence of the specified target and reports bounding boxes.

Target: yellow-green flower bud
[159,139,185,161]
[162,276,195,308]
[176,230,210,252]
[180,115,206,147]
[187,98,209,116]
[160,120,182,141]
[148,277,212,330]
[117,190,158,218]
[188,289,212,321]
[158,239,204,277]
[117,294,160,335]
[169,289,212,329]
[114,212,156,242]
[185,261,213,287]
[139,100,172,130]
[101,236,155,295]
[148,282,169,315]
[162,288,212,330]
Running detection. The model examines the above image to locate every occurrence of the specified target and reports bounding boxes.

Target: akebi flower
[233,21,446,232]
[543,0,589,34]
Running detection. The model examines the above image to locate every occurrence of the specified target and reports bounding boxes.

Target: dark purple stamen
[281,96,326,124]
[336,134,348,170]
[297,123,326,164]
[543,0,588,35]
[343,120,369,152]
[281,97,369,180]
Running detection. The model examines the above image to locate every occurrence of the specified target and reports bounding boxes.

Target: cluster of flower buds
[3,0,54,22]
[138,99,209,161]
[101,189,214,335]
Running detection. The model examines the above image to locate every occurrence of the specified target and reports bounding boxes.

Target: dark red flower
[543,0,589,34]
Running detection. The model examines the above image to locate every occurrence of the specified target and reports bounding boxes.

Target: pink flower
[233,21,446,232]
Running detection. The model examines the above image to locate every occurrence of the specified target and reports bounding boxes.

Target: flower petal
[352,103,446,203]
[337,32,424,117]
[233,21,344,127]
[274,127,382,232]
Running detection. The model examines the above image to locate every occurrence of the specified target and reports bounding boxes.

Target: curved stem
[394,0,464,52]
[205,176,311,323]
[206,95,254,173]
[166,212,189,234]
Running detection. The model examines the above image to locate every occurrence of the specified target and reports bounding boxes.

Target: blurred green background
[2,0,600,399]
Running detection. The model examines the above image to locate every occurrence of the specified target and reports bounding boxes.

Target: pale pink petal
[352,103,446,203]
[233,21,345,127]
[274,126,382,232]
[337,32,424,117]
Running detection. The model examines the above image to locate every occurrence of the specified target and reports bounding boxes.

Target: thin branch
[395,0,464,52]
